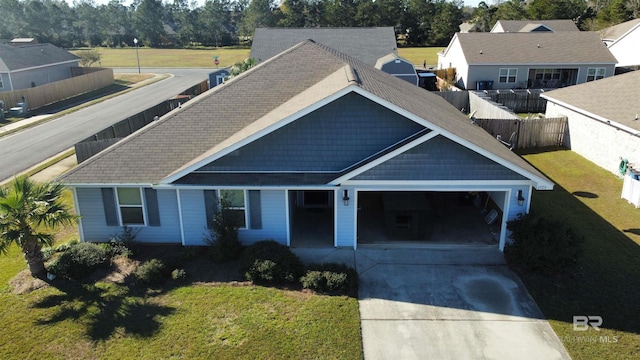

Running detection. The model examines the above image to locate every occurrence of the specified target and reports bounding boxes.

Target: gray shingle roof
[600,18,640,41]
[250,27,397,65]
[62,40,551,188]
[493,20,579,32]
[542,70,640,131]
[456,31,617,65]
[0,43,79,72]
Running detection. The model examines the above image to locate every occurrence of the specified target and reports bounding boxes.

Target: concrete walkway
[292,246,570,360]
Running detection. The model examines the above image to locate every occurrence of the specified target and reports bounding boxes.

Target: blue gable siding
[197,92,425,172]
[354,135,527,181]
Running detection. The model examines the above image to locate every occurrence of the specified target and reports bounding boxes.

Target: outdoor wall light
[517,190,525,206]
[343,189,350,206]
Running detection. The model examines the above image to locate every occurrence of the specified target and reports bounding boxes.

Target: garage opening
[289,190,335,247]
[357,191,500,246]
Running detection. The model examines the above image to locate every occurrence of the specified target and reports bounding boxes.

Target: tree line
[0,0,637,49]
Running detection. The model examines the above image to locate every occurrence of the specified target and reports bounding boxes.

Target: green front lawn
[0,245,362,359]
[519,148,640,360]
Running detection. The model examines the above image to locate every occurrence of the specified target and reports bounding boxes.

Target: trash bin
[476,81,486,90]
[486,80,494,90]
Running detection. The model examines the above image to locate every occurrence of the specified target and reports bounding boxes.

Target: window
[534,69,561,80]
[116,188,145,225]
[219,189,246,228]
[587,68,606,82]
[499,68,517,83]
[0,77,3,88]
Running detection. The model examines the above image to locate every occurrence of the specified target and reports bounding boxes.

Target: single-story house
[250,27,398,66]
[61,40,553,251]
[542,70,640,176]
[600,18,640,68]
[0,43,80,92]
[250,27,418,84]
[491,19,579,33]
[437,31,617,90]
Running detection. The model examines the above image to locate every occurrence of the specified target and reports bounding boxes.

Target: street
[0,68,212,182]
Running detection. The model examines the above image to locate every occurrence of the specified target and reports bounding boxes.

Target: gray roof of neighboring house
[542,70,640,131]
[493,20,579,32]
[454,32,617,65]
[600,18,640,41]
[61,40,551,188]
[0,43,79,72]
[250,27,398,65]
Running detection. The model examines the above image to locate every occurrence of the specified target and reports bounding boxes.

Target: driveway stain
[456,276,519,315]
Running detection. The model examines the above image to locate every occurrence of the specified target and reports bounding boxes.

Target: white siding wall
[609,28,640,67]
[438,36,468,88]
[546,101,640,176]
[238,190,288,245]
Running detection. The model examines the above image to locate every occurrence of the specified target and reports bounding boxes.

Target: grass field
[72,47,444,68]
[519,148,640,360]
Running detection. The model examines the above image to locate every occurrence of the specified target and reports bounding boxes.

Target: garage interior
[357,191,500,246]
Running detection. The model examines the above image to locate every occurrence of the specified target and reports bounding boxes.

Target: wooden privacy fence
[474,116,567,149]
[75,98,184,163]
[76,79,207,163]
[0,67,114,111]
[483,89,548,114]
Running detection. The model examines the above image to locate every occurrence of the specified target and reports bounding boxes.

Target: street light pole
[133,37,141,74]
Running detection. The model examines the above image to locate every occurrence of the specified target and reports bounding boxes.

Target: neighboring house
[459,21,480,33]
[437,31,617,90]
[250,27,398,66]
[542,70,640,176]
[0,43,80,92]
[491,19,579,33]
[600,18,640,68]
[375,53,418,85]
[61,40,553,252]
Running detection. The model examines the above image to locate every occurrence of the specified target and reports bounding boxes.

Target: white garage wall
[546,102,640,176]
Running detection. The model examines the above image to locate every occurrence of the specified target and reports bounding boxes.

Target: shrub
[171,268,188,281]
[54,238,80,253]
[301,263,358,294]
[134,259,166,284]
[241,240,304,285]
[204,198,243,263]
[47,242,109,279]
[107,226,139,257]
[41,247,55,261]
[506,213,584,275]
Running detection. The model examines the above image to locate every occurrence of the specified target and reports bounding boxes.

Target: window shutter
[204,190,218,228]
[145,188,161,226]
[101,188,118,226]
[248,190,262,229]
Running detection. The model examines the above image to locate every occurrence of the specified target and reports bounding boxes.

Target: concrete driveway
[356,247,571,360]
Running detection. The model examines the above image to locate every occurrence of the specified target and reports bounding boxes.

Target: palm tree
[0,176,78,277]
